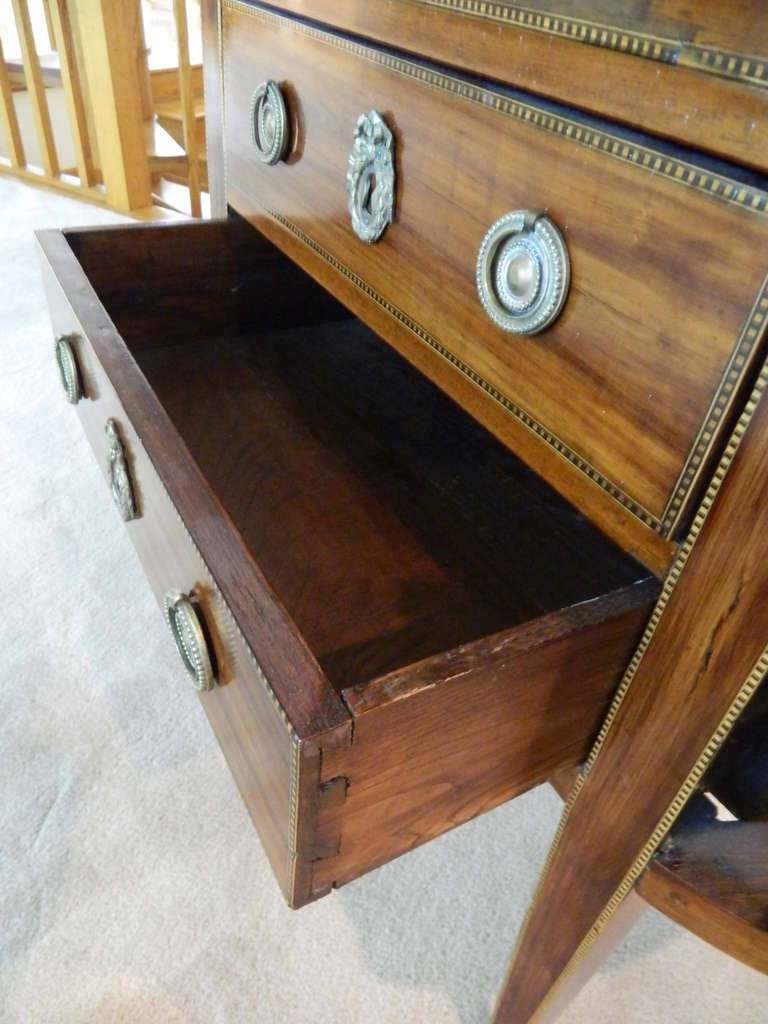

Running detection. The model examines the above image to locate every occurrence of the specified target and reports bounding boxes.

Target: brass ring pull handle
[55,334,82,404]
[164,591,216,692]
[105,418,138,522]
[250,80,290,164]
[476,210,570,335]
[346,109,395,244]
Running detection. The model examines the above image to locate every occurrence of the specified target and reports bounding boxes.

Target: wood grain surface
[312,581,655,894]
[37,226,340,907]
[222,2,768,555]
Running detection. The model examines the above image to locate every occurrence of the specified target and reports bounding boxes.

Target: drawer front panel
[37,228,339,909]
[222,1,768,545]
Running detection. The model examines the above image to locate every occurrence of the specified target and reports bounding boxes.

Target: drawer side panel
[37,227,348,907]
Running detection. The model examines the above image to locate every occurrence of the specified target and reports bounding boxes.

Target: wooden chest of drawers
[40,1,768,1019]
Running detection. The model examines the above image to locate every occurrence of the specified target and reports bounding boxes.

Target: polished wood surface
[495,354,768,1021]
[637,798,768,975]
[222,2,768,559]
[38,218,660,909]
[263,0,768,172]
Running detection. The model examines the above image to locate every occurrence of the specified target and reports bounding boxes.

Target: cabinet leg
[493,358,768,1022]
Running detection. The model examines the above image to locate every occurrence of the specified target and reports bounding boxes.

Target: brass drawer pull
[164,591,216,692]
[105,418,138,522]
[55,334,82,404]
[346,109,395,244]
[476,210,570,335]
[250,80,290,164]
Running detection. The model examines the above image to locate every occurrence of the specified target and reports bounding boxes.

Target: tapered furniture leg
[495,352,768,1022]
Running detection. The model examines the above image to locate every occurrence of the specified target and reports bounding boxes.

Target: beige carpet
[1,177,766,1023]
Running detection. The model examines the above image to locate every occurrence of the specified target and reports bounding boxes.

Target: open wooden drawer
[37,217,657,907]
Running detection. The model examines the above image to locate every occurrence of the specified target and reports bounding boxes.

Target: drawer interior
[67,219,651,695]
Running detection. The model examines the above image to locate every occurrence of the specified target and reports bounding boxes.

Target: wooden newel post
[74,0,151,212]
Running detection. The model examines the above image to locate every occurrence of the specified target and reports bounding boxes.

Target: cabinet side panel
[202,0,226,216]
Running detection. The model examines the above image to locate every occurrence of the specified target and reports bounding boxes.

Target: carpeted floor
[1,177,766,1023]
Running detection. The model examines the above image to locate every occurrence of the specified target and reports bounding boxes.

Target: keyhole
[363,173,377,214]
[357,168,377,223]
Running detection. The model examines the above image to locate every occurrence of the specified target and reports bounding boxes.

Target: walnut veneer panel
[221,2,768,561]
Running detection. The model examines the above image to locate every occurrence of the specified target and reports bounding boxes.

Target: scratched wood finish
[494,356,768,1021]
[38,219,659,907]
[312,583,655,894]
[638,813,768,975]
[263,1,768,172]
[222,3,768,555]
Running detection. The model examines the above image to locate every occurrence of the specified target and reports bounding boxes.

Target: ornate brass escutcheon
[346,109,395,244]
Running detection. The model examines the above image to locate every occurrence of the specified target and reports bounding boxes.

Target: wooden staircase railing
[0,0,206,217]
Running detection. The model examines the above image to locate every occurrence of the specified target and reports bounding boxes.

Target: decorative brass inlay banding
[414,0,768,89]
[256,201,662,532]
[661,281,768,535]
